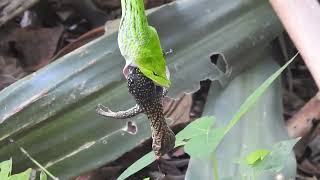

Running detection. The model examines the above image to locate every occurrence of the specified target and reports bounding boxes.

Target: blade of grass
[223,53,298,136]
[117,152,156,180]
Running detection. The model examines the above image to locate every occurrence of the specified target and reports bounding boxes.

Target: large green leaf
[184,127,225,158]
[0,0,282,179]
[175,116,216,145]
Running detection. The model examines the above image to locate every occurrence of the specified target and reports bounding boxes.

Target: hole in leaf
[210,54,227,73]
[124,121,137,135]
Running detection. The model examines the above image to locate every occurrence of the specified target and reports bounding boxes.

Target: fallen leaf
[4,26,64,71]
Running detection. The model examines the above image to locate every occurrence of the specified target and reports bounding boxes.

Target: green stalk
[212,152,219,180]
[9,139,58,180]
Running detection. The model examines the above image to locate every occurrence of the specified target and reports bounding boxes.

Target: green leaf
[245,149,270,165]
[17,146,58,180]
[118,116,217,179]
[252,138,300,173]
[8,168,32,180]
[0,159,12,180]
[117,152,156,180]
[143,177,150,180]
[40,171,47,180]
[175,116,216,145]
[184,127,225,158]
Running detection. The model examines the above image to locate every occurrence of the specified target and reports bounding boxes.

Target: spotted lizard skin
[97,66,175,157]
[126,66,175,157]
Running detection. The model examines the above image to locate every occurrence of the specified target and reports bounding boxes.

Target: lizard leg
[96,84,166,119]
[96,104,143,119]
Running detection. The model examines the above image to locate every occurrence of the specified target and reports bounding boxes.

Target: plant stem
[212,152,219,180]
[19,146,59,180]
[9,139,58,180]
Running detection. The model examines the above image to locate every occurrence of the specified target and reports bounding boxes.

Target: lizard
[96,0,175,159]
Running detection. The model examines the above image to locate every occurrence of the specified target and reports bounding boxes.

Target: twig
[8,138,59,180]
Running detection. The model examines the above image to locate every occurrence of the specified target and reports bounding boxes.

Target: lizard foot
[96,103,143,119]
[96,104,117,117]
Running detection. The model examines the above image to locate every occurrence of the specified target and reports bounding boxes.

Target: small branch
[287,92,320,138]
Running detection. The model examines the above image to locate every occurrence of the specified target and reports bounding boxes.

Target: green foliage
[117,54,299,180]
[250,138,300,173]
[0,158,53,180]
[0,159,31,180]
[0,159,12,179]
[175,116,216,145]
[245,149,270,165]
[17,145,58,180]
[117,152,155,180]
[184,126,225,158]
[40,171,47,180]
[175,116,225,158]
[236,138,300,179]
[8,168,32,180]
